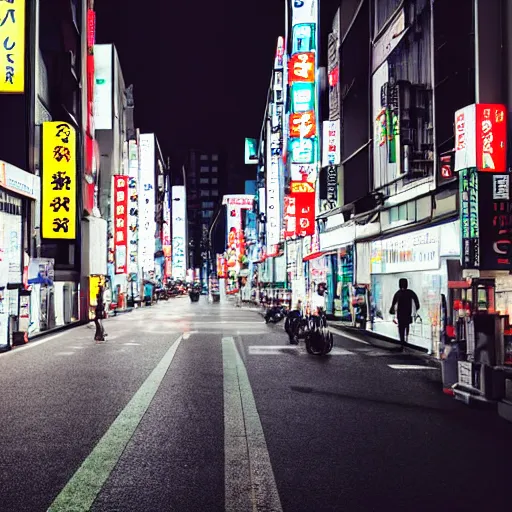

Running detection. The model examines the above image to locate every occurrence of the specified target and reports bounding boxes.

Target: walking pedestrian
[389,278,420,350]
[94,285,107,342]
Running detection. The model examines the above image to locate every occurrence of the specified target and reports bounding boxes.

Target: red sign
[289,111,316,138]
[87,10,96,48]
[284,195,296,239]
[294,190,315,237]
[113,175,128,274]
[328,67,339,87]
[288,52,315,83]
[476,104,507,173]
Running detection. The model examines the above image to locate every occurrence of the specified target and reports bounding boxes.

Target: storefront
[369,220,460,355]
[0,161,40,348]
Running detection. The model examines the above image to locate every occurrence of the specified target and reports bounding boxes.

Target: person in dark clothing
[94,285,107,342]
[389,278,420,348]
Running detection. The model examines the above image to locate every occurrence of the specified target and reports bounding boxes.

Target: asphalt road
[0,297,511,512]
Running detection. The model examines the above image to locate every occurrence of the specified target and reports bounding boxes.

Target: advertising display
[113,175,128,274]
[288,138,317,164]
[171,185,186,280]
[454,104,507,173]
[290,163,317,184]
[288,53,315,83]
[0,0,25,93]
[41,122,77,240]
[293,186,315,237]
[128,141,139,276]
[459,168,480,269]
[0,161,39,200]
[284,195,296,239]
[290,83,315,112]
[245,138,258,164]
[138,134,155,274]
[223,195,254,208]
[291,0,318,25]
[266,116,281,246]
[93,44,112,130]
[292,23,316,53]
[290,111,316,138]
[322,120,341,167]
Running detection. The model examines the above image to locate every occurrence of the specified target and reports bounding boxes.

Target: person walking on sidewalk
[389,278,420,350]
[94,285,107,342]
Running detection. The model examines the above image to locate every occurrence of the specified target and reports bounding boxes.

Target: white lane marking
[388,364,438,370]
[48,334,183,511]
[329,327,370,345]
[0,332,66,358]
[123,342,141,346]
[55,352,75,356]
[222,337,283,512]
[248,346,356,356]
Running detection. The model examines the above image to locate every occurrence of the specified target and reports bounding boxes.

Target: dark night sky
[95,1,285,176]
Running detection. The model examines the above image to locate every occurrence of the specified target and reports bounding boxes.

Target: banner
[113,175,128,274]
[0,0,25,93]
[322,120,341,167]
[171,185,186,279]
[42,122,77,239]
[291,0,318,26]
[294,188,315,237]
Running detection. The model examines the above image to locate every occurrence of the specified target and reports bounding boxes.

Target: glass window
[211,166,218,173]
[200,189,210,197]
[200,178,209,184]
[202,210,213,219]
[212,154,219,161]
[202,201,214,209]
[212,189,218,196]
[211,177,218,185]
[200,154,208,161]
[200,166,210,173]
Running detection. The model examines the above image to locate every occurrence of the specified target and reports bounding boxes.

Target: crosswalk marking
[388,364,437,370]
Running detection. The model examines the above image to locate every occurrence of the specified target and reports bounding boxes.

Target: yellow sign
[291,181,315,193]
[0,0,25,93]
[42,122,77,239]
[89,275,105,307]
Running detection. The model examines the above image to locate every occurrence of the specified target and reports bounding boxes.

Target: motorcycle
[285,309,308,345]
[264,304,286,324]
[189,287,200,303]
[304,312,334,356]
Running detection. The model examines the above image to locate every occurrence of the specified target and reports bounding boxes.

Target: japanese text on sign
[290,111,316,139]
[288,52,315,83]
[0,0,24,93]
[42,122,76,239]
[477,105,507,173]
[113,175,128,274]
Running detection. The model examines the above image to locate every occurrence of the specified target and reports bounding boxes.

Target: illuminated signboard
[290,111,316,139]
[290,83,315,112]
[454,103,507,173]
[0,0,25,93]
[288,52,315,83]
[292,23,316,53]
[171,185,186,279]
[113,175,128,274]
[138,134,155,274]
[476,104,507,173]
[127,141,139,276]
[460,168,480,268]
[42,122,77,240]
[290,163,317,184]
[245,138,258,164]
[284,195,296,239]
[288,138,317,164]
[222,195,254,208]
[322,120,341,166]
[291,0,318,25]
[290,181,315,194]
[93,44,112,130]
[291,184,315,237]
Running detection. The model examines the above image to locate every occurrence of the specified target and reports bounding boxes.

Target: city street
[0,298,511,512]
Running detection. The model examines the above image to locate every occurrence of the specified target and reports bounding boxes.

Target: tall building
[184,150,226,274]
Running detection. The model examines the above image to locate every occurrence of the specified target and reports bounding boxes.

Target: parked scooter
[189,285,200,303]
[264,302,286,324]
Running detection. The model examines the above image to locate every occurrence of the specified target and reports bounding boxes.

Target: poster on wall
[42,122,77,240]
[113,175,128,274]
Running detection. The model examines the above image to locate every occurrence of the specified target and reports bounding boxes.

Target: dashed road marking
[388,364,437,370]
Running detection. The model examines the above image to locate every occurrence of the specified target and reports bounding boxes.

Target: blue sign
[292,24,316,54]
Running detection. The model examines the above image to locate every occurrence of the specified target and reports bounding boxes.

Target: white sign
[171,186,186,280]
[292,0,318,26]
[290,163,317,184]
[128,141,139,276]
[493,175,509,200]
[0,161,39,200]
[93,44,113,130]
[138,134,155,275]
[266,117,281,247]
[163,179,171,246]
[370,226,440,274]
[222,195,254,208]
[454,104,476,172]
[322,120,340,167]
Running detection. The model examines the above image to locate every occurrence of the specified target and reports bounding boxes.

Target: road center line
[222,336,283,512]
[47,334,183,512]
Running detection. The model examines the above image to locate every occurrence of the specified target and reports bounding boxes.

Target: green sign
[244,138,258,165]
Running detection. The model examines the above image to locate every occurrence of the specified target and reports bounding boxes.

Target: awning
[303,250,336,262]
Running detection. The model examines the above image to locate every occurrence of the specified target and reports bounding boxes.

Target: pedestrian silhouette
[389,278,420,349]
